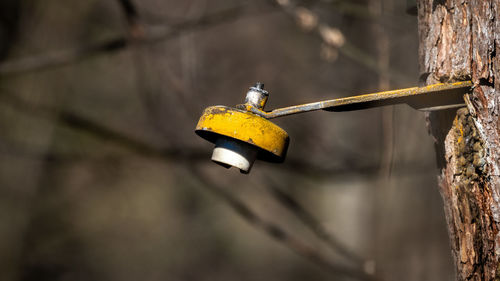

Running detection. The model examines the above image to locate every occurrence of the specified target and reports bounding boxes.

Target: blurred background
[0,0,454,280]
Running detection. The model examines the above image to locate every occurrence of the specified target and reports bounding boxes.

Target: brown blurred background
[0,0,454,280]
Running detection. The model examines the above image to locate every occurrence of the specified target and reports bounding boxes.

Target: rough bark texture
[418,0,500,280]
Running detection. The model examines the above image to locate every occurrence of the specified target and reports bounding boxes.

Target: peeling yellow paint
[195,106,289,161]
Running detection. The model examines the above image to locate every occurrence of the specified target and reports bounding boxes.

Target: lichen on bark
[452,108,486,182]
[440,107,496,280]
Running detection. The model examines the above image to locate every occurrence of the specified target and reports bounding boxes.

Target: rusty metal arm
[247,81,472,119]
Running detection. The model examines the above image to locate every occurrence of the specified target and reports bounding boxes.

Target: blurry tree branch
[269,0,413,84]
[189,164,379,281]
[369,0,395,275]
[116,0,173,139]
[115,0,205,141]
[0,39,128,76]
[117,0,140,25]
[0,4,273,76]
[266,183,367,267]
[0,90,204,162]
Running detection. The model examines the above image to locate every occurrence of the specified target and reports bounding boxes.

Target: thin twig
[0,90,203,161]
[188,164,379,281]
[370,1,395,277]
[269,0,413,84]
[0,39,128,75]
[116,0,145,39]
[116,0,173,139]
[266,182,367,266]
[0,4,272,76]
[117,0,139,25]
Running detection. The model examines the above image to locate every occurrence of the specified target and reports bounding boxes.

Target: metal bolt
[245,82,269,110]
[254,82,264,90]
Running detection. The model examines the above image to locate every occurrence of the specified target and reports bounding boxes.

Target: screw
[245,82,269,110]
[250,82,268,96]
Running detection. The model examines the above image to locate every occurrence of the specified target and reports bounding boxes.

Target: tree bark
[418,0,500,280]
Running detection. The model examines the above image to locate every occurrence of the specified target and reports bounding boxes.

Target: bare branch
[188,164,379,281]
[115,0,172,138]
[0,38,128,76]
[270,0,413,84]
[0,89,204,161]
[0,5,269,76]
[117,0,139,25]
[116,0,144,39]
[266,182,367,266]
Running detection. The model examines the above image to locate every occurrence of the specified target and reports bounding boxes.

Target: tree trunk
[418,0,500,280]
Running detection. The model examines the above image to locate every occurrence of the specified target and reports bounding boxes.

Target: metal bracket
[195,81,473,173]
[243,81,472,119]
